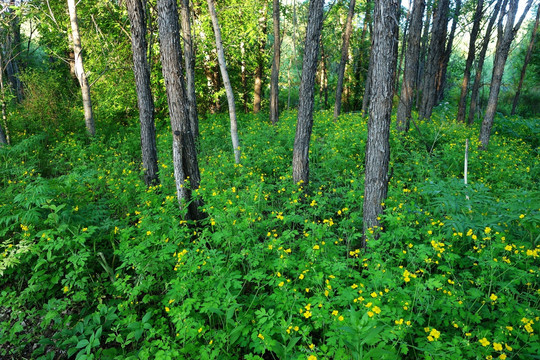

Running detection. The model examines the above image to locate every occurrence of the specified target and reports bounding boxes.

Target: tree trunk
[319,40,328,108]
[333,0,356,120]
[253,2,268,114]
[436,0,461,103]
[511,5,539,115]
[270,0,281,125]
[241,41,249,113]
[361,48,374,116]
[396,0,425,132]
[126,0,160,187]
[416,0,432,108]
[156,0,204,220]
[362,0,399,245]
[468,0,503,125]
[180,0,199,139]
[479,0,533,149]
[0,49,9,146]
[292,0,325,186]
[395,2,410,95]
[67,0,95,136]
[418,0,449,120]
[456,0,484,122]
[207,0,241,164]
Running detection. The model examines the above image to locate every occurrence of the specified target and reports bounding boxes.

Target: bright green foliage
[1,108,539,359]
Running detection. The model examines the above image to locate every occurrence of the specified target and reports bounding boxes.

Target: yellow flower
[338,315,344,321]
[499,354,507,360]
[504,245,512,251]
[63,286,69,293]
[373,306,381,314]
[299,274,304,280]
[524,323,533,333]
[312,244,320,250]
[309,343,315,350]
[146,230,152,235]
[198,327,203,333]
[370,292,377,298]
[479,338,490,347]
[258,333,264,340]
[82,227,88,232]
[493,343,503,351]
[278,281,284,287]
[307,356,317,360]
[484,227,491,234]
[519,214,525,219]
[505,344,512,351]
[367,311,374,318]
[429,328,441,340]
[304,311,312,319]
[490,294,498,301]
[332,310,339,316]
[395,319,404,325]
[165,307,170,312]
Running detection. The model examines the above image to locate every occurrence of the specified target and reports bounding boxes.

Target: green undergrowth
[0,110,539,359]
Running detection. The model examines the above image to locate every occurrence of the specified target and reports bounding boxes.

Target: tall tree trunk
[0,48,9,146]
[456,0,484,122]
[511,5,539,115]
[67,0,95,136]
[416,0,432,108]
[156,0,204,220]
[436,0,461,103]
[126,0,160,187]
[418,0,449,120]
[207,0,241,164]
[270,0,281,125]
[362,0,399,245]
[181,0,199,139]
[253,2,268,114]
[292,0,325,186]
[333,0,356,120]
[468,0,503,125]
[395,2,411,95]
[396,0,425,132]
[361,48,374,115]
[319,40,328,108]
[479,0,533,149]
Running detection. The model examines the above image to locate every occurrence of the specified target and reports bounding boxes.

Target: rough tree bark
[67,0,95,136]
[511,5,539,115]
[456,0,484,123]
[395,3,410,95]
[156,0,204,220]
[362,0,399,245]
[333,0,356,120]
[181,0,199,139]
[396,0,425,132]
[436,0,461,102]
[126,0,160,186]
[416,0,432,107]
[270,0,281,125]
[292,0,325,186]
[418,0,449,120]
[207,0,241,164]
[479,0,533,149]
[253,2,268,114]
[361,48,374,115]
[468,0,503,125]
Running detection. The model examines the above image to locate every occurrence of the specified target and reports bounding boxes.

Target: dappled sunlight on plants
[0,109,539,359]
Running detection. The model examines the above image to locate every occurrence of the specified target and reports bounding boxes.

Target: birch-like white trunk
[207,0,241,164]
[67,0,95,136]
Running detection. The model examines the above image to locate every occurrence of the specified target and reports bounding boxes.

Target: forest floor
[0,109,539,359]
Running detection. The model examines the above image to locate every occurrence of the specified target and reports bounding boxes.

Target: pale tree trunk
[479,0,533,149]
[0,49,9,146]
[126,0,160,186]
[456,0,484,122]
[292,0,325,186]
[511,5,539,115]
[241,41,249,113]
[436,0,461,102]
[418,0,449,120]
[319,40,328,108]
[253,2,268,114]
[396,0,425,132]
[362,0,399,245]
[207,0,241,164]
[156,0,204,220]
[333,0,356,120]
[270,0,281,125]
[67,0,95,136]
[416,0,432,108]
[180,0,199,139]
[468,0,503,125]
